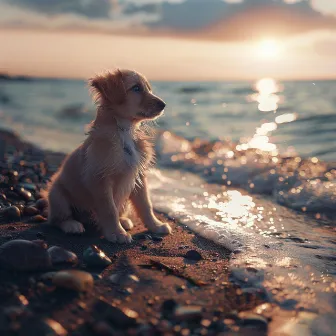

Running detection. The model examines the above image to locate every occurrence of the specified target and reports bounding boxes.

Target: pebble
[32,239,48,249]
[24,206,39,216]
[0,239,51,271]
[238,312,268,330]
[52,270,94,292]
[28,214,47,223]
[91,273,103,281]
[279,298,298,310]
[135,233,152,241]
[0,206,21,222]
[35,198,48,210]
[109,273,140,285]
[48,246,78,265]
[174,306,203,321]
[161,299,178,317]
[18,183,37,192]
[17,188,33,201]
[83,245,112,267]
[19,317,68,336]
[94,298,138,329]
[184,250,203,261]
[89,321,115,336]
[152,235,163,242]
[7,170,18,182]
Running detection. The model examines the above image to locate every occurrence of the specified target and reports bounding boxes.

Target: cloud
[1,0,336,42]
[3,0,114,19]
[146,0,336,37]
[311,0,336,17]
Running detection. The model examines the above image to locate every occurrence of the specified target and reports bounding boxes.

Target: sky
[0,0,335,81]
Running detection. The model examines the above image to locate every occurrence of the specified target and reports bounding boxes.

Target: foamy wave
[155,131,336,218]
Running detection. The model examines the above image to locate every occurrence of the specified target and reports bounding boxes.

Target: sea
[0,77,335,334]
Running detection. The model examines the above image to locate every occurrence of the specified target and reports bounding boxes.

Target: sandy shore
[0,129,273,335]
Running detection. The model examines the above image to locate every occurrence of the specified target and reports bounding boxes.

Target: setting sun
[257,39,282,59]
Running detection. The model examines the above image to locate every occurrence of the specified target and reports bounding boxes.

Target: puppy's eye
[131,85,142,93]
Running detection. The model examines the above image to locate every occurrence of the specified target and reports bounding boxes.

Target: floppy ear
[89,69,126,105]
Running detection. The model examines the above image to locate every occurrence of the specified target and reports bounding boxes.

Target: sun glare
[257,39,282,59]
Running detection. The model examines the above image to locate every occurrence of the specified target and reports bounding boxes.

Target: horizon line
[2,72,336,83]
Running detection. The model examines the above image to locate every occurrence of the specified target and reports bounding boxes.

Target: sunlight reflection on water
[241,78,297,155]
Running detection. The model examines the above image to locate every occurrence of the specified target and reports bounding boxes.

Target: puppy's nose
[156,99,166,111]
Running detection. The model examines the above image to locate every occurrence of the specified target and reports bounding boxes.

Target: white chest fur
[117,127,141,169]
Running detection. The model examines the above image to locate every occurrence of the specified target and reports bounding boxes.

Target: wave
[155,131,336,218]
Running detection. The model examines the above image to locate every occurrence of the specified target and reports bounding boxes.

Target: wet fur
[45,69,172,243]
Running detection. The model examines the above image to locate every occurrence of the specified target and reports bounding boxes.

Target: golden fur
[45,69,172,243]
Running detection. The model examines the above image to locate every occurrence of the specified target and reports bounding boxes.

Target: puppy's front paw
[59,220,85,234]
[120,217,134,231]
[104,230,132,244]
[148,220,172,235]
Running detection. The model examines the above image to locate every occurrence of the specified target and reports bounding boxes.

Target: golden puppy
[46,69,172,243]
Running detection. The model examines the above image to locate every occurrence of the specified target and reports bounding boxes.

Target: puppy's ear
[89,70,126,105]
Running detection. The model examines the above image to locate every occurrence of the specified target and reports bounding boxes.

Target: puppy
[45,69,172,243]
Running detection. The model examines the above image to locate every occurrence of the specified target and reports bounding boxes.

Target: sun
[257,39,282,59]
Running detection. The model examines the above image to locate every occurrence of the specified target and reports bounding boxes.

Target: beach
[0,129,271,336]
[0,128,335,336]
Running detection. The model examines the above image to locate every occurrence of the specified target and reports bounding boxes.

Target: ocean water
[1,77,336,334]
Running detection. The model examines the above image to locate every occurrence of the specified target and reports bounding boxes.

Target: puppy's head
[89,69,165,122]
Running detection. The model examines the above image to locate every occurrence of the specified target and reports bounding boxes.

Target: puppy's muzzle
[138,97,166,119]
[155,99,166,112]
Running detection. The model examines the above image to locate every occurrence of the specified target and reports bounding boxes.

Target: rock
[28,214,47,223]
[161,299,178,317]
[32,239,48,249]
[109,273,139,285]
[17,188,33,201]
[152,235,163,242]
[7,170,18,183]
[91,273,102,281]
[94,298,138,329]
[135,233,152,241]
[174,306,203,321]
[18,183,37,192]
[48,246,78,265]
[0,193,6,202]
[83,245,112,267]
[24,206,39,216]
[52,270,94,292]
[184,250,203,261]
[0,239,51,271]
[19,317,67,336]
[279,298,298,310]
[0,206,21,222]
[35,198,48,210]
[238,312,268,331]
[89,320,115,336]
